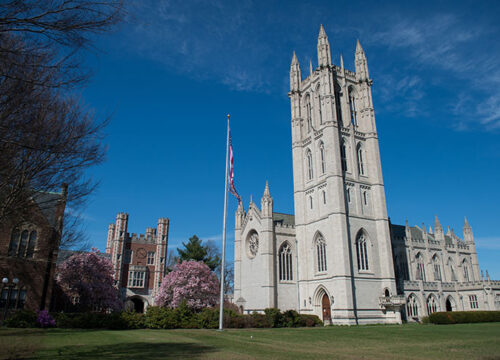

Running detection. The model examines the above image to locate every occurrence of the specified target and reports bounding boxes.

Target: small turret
[290,51,301,92]
[355,39,370,82]
[261,181,273,218]
[317,24,331,68]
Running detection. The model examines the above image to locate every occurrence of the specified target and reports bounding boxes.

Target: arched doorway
[322,293,331,323]
[446,298,452,312]
[131,297,144,313]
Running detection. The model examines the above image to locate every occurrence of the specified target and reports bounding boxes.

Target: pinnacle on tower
[309,59,313,76]
[356,39,365,54]
[319,24,327,38]
[464,216,471,229]
[355,39,369,82]
[290,51,301,92]
[317,24,332,68]
[340,53,344,70]
[434,215,443,231]
[263,180,271,197]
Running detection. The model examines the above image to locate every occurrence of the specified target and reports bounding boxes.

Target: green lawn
[1,323,500,359]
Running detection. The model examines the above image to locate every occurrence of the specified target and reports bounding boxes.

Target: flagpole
[218,114,230,331]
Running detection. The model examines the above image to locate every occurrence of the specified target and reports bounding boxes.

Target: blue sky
[79,0,500,278]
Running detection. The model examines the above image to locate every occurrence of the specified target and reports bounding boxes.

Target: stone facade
[234,26,499,324]
[0,184,67,313]
[106,213,169,312]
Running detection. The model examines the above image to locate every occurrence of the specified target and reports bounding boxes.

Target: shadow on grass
[38,342,216,359]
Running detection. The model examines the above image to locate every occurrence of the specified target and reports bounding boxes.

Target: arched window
[357,144,365,176]
[407,294,419,318]
[349,90,357,126]
[319,142,326,174]
[449,258,457,281]
[8,229,20,257]
[426,295,438,315]
[356,232,369,271]
[462,259,470,282]
[316,235,327,272]
[334,83,342,125]
[279,242,293,281]
[306,149,313,180]
[306,95,312,133]
[340,140,348,172]
[432,255,442,281]
[26,231,37,258]
[416,253,426,281]
[316,84,322,124]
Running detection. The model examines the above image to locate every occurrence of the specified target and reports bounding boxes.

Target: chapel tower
[289,25,399,324]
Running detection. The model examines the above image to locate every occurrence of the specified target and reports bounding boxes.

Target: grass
[1,323,500,359]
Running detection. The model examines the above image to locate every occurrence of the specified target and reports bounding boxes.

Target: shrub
[248,313,270,328]
[4,310,37,328]
[144,306,177,329]
[119,311,145,329]
[297,314,323,327]
[264,308,284,328]
[428,311,500,325]
[36,310,56,328]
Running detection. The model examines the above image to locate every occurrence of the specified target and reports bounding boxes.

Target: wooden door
[322,293,331,322]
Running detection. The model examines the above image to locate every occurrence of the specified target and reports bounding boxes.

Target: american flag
[228,130,241,202]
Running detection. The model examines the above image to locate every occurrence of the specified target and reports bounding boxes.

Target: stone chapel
[233,26,500,324]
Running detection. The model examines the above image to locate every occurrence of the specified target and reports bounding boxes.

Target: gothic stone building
[0,185,67,313]
[106,213,169,312]
[233,26,500,324]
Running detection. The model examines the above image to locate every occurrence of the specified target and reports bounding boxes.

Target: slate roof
[272,212,295,226]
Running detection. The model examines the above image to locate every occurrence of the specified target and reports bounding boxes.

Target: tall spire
[317,24,332,68]
[340,53,344,70]
[355,39,369,82]
[309,59,313,76]
[290,51,301,92]
[463,216,474,243]
[464,216,471,229]
[263,180,270,197]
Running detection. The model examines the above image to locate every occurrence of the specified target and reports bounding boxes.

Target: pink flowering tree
[155,260,219,311]
[56,249,121,312]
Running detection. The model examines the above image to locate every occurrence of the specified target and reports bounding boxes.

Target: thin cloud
[475,237,500,250]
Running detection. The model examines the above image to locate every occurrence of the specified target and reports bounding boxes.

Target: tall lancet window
[416,253,426,281]
[462,259,470,282]
[306,95,312,133]
[426,295,438,314]
[316,235,327,272]
[357,144,365,176]
[341,140,348,172]
[279,242,293,281]
[349,91,357,126]
[356,233,369,271]
[433,255,442,281]
[306,149,313,180]
[407,294,419,318]
[316,84,322,125]
[319,142,326,174]
[449,258,457,281]
[334,83,343,125]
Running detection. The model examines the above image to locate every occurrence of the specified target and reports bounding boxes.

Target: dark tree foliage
[177,235,221,271]
[0,1,124,248]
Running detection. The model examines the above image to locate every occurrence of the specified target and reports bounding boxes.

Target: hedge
[3,306,322,329]
[428,311,500,325]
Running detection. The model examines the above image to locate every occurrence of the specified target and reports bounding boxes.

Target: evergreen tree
[177,235,220,271]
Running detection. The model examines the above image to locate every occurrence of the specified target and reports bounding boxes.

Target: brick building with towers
[233,25,500,325]
[106,213,169,312]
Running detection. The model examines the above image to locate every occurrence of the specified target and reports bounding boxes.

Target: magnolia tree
[155,260,219,311]
[56,249,121,311]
